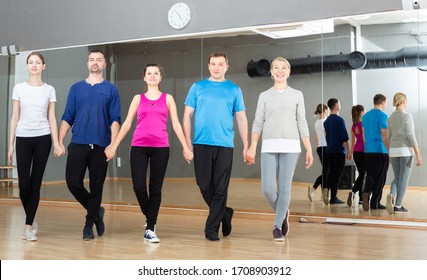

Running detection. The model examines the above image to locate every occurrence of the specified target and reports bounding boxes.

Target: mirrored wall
[1,9,426,221]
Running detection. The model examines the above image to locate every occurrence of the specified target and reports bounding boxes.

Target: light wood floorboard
[1,199,426,260]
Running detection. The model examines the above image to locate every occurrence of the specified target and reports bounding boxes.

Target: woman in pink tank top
[105,64,193,243]
[347,104,365,208]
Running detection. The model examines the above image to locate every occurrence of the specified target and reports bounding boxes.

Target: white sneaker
[22,228,37,242]
[307,186,315,202]
[144,229,160,243]
[31,220,38,236]
[386,194,395,214]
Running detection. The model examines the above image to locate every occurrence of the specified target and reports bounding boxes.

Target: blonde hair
[271,57,291,72]
[393,92,407,107]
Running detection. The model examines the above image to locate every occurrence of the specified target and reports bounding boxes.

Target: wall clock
[168,2,191,30]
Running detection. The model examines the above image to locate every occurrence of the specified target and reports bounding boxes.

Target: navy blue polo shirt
[323,114,349,154]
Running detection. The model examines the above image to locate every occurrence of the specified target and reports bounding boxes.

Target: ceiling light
[253,19,334,39]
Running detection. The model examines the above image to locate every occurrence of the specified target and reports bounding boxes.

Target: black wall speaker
[339,164,355,189]
[247,59,271,78]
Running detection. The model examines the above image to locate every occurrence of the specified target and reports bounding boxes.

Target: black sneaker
[205,232,220,241]
[273,226,285,242]
[330,197,345,204]
[281,209,289,237]
[394,206,410,213]
[95,207,105,236]
[83,226,94,241]
[371,204,386,210]
[222,207,234,237]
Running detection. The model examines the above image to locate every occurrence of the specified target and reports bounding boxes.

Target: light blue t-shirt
[362,108,388,153]
[184,79,246,148]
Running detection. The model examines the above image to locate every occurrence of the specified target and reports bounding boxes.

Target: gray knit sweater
[251,86,309,140]
[387,110,418,149]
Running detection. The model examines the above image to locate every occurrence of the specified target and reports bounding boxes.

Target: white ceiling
[336,9,427,26]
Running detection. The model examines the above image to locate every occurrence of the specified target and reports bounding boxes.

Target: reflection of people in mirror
[8,51,62,242]
[247,57,313,242]
[361,94,389,211]
[347,105,366,208]
[323,98,352,205]
[308,103,329,202]
[386,92,422,214]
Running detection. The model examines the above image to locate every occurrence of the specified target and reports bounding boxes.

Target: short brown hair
[208,52,228,64]
[373,94,387,105]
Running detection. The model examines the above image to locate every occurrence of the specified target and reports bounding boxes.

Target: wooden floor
[1,199,427,260]
[1,178,427,260]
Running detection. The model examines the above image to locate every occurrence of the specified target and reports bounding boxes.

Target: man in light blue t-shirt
[183,52,249,241]
[361,93,389,211]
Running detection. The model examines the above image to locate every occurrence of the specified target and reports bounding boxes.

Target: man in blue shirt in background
[59,50,121,240]
[362,93,389,211]
[323,98,352,205]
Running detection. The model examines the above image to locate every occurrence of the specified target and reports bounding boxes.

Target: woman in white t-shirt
[308,104,329,201]
[8,52,63,241]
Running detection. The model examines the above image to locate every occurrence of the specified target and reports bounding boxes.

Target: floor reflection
[1,178,426,222]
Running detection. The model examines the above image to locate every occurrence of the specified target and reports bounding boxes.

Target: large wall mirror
[1,9,426,223]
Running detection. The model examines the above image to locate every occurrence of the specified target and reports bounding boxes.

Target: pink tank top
[352,122,364,152]
[131,93,169,147]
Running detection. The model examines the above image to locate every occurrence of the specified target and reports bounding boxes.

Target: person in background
[323,98,352,205]
[183,52,249,241]
[308,103,329,202]
[347,104,365,207]
[246,57,313,242]
[386,92,422,214]
[105,64,193,243]
[361,94,389,211]
[8,51,63,241]
[59,50,121,240]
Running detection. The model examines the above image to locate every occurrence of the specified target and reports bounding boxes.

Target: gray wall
[0,0,404,52]
[0,56,12,165]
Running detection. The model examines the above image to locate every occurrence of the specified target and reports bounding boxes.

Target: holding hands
[105,145,117,162]
[245,146,256,165]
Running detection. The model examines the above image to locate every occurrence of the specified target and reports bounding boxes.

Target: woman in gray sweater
[246,57,313,241]
[386,92,422,214]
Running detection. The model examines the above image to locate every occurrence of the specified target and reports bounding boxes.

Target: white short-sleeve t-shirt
[12,82,56,137]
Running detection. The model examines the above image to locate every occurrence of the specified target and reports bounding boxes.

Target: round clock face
[168,2,191,29]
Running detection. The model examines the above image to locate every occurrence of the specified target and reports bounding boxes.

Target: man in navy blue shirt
[59,50,121,240]
[323,98,352,205]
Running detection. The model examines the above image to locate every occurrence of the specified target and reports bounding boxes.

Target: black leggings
[16,134,52,226]
[352,151,366,199]
[130,146,170,231]
[312,146,329,190]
